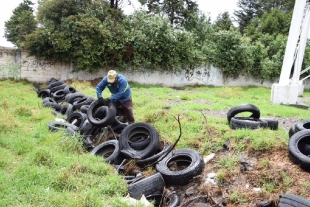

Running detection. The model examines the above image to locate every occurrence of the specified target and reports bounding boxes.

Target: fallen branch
[141,114,182,169]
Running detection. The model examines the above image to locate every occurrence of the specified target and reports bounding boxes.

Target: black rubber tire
[155,148,204,186]
[279,194,310,207]
[53,89,66,103]
[42,97,62,111]
[128,133,151,150]
[48,121,79,132]
[66,111,87,129]
[38,89,51,99]
[111,123,128,134]
[259,118,279,130]
[80,105,90,114]
[60,103,74,117]
[288,129,310,172]
[230,117,267,130]
[145,192,162,206]
[72,96,95,110]
[47,77,58,84]
[127,172,165,199]
[63,85,77,95]
[87,100,116,127]
[165,192,180,207]
[47,80,64,89]
[227,104,260,122]
[80,119,94,135]
[65,92,85,104]
[136,142,172,167]
[90,140,124,165]
[50,84,67,93]
[119,122,160,159]
[295,120,310,132]
[289,123,297,138]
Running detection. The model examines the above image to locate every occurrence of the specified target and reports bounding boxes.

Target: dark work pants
[112,99,135,124]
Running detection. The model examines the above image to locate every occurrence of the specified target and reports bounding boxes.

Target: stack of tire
[38,78,205,206]
[227,104,278,130]
[38,78,128,150]
[91,121,205,206]
[288,120,310,172]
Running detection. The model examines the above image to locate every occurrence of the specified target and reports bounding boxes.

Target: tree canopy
[4,0,37,47]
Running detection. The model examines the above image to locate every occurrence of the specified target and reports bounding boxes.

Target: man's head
[107,70,117,83]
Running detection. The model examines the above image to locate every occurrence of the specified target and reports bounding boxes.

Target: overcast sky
[0,0,238,47]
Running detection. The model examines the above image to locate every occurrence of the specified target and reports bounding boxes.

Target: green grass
[2,79,310,206]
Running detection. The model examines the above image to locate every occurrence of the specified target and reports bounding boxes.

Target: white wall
[2,46,310,90]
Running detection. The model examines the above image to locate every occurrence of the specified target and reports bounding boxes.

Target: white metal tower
[271,0,310,104]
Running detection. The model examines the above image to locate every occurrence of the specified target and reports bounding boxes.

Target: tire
[119,122,160,159]
[60,103,74,117]
[53,89,66,102]
[87,100,116,127]
[47,80,64,89]
[47,121,79,132]
[38,89,50,99]
[136,142,172,167]
[67,111,87,129]
[230,117,267,130]
[295,120,310,132]
[50,84,67,93]
[63,85,77,95]
[227,104,260,122]
[127,172,165,199]
[42,97,62,111]
[128,133,151,150]
[279,194,310,207]
[65,92,85,104]
[80,105,90,114]
[111,123,128,134]
[289,123,297,138]
[90,140,124,165]
[260,118,279,130]
[156,148,204,186]
[80,119,94,136]
[72,96,95,110]
[164,192,180,207]
[288,129,310,172]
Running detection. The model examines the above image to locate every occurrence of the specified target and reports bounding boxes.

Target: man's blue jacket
[96,73,131,103]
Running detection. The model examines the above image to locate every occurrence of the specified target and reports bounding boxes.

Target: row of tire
[227,104,279,130]
[38,78,205,206]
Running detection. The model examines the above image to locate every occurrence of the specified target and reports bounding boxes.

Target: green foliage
[4,0,37,47]
[138,0,199,27]
[213,12,235,32]
[125,11,204,71]
[245,9,292,41]
[208,29,252,78]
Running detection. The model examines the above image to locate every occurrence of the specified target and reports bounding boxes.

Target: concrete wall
[1,46,309,89]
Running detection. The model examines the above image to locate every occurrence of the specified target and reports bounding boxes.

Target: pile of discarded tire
[288,119,310,173]
[38,78,205,206]
[227,104,279,130]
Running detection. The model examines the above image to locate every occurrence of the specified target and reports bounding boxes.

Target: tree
[213,12,234,32]
[4,0,37,47]
[233,0,260,34]
[138,0,199,26]
[245,9,292,41]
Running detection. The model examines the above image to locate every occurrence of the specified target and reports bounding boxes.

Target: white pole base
[271,83,299,104]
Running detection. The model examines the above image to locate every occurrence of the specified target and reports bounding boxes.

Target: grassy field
[1,78,310,206]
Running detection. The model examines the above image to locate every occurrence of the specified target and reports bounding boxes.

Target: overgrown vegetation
[4,0,310,81]
[2,79,310,206]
